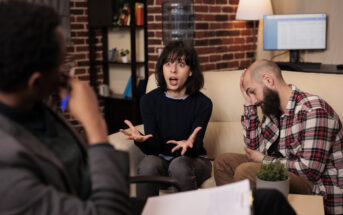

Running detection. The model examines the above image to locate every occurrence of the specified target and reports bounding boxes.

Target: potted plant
[120,49,130,63]
[256,160,289,197]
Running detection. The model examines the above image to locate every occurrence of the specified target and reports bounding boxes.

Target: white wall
[256,0,343,64]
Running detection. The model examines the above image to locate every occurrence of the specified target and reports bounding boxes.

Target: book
[135,3,144,26]
[123,76,132,99]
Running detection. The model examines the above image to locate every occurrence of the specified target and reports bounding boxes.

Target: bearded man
[214,60,343,215]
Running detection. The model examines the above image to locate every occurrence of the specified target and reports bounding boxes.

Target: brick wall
[147,0,256,74]
[65,0,93,132]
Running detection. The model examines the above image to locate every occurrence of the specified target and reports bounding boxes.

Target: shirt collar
[164,91,189,100]
[283,84,300,117]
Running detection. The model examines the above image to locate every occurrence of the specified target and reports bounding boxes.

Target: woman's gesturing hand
[119,120,153,142]
[167,127,202,155]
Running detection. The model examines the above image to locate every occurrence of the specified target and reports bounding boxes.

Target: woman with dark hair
[120,41,212,198]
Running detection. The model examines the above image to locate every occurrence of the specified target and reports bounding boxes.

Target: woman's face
[163,56,192,97]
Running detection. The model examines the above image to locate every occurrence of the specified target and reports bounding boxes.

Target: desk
[276,62,343,74]
[288,194,324,215]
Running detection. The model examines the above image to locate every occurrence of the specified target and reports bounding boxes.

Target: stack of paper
[142,179,251,215]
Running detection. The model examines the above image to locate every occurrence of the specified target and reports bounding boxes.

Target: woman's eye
[178,62,185,67]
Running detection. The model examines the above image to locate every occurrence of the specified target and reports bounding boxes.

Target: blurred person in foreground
[0,1,130,214]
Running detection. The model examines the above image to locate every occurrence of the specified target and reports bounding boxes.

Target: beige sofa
[108,69,343,193]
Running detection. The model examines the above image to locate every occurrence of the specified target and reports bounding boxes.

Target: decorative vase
[122,55,129,63]
[256,177,290,198]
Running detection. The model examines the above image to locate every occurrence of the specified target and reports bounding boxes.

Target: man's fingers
[123,120,135,130]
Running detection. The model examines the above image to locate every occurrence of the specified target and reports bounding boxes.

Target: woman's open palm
[119,120,153,142]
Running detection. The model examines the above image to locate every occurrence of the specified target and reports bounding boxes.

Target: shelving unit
[88,0,148,134]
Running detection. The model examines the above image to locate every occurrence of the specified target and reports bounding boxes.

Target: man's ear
[262,73,274,88]
[27,72,43,91]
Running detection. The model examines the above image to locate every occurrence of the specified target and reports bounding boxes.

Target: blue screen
[263,14,326,50]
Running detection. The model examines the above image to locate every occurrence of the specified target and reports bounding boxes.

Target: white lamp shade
[236,0,273,20]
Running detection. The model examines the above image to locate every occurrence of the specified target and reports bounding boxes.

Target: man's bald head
[247,60,283,83]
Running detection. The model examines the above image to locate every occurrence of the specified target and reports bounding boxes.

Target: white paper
[142,179,251,215]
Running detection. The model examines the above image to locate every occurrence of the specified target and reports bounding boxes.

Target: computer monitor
[263,14,327,63]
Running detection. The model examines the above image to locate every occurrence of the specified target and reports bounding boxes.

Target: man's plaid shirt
[241,85,343,215]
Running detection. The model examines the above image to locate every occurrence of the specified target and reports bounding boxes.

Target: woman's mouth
[169,77,178,86]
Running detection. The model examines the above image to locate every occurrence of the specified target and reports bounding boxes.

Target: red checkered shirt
[241,85,343,215]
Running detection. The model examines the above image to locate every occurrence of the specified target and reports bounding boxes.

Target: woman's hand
[120,120,153,142]
[167,127,202,155]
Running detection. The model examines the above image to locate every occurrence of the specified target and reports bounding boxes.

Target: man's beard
[260,87,281,118]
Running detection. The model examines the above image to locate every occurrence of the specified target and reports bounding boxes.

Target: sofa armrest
[108,124,145,176]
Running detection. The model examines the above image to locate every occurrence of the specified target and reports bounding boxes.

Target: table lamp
[236,0,273,61]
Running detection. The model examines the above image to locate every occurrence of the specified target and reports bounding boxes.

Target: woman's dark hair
[0,1,61,92]
[155,41,204,95]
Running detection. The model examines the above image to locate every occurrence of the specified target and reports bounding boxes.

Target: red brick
[210,55,221,61]
[74,68,87,75]
[229,0,239,5]
[228,45,242,51]
[195,6,208,13]
[76,31,89,37]
[216,30,240,37]
[148,15,154,22]
[223,23,234,29]
[148,6,161,14]
[223,6,236,13]
[72,39,85,45]
[76,46,88,52]
[216,0,227,3]
[216,46,228,53]
[228,61,239,68]
[195,47,217,55]
[198,56,209,63]
[195,23,209,30]
[240,60,251,67]
[156,31,163,37]
[148,32,155,37]
[209,39,222,45]
[201,64,216,71]
[156,15,162,22]
[234,38,245,43]
[210,6,221,13]
[209,23,223,29]
[203,0,215,4]
[75,2,87,7]
[241,29,252,36]
[76,16,88,22]
[215,15,229,21]
[148,23,162,30]
[216,62,228,69]
[195,40,209,46]
[222,38,234,44]
[148,39,162,45]
[70,9,84,15]
[156,0,163,4]
[235,53,245,58]
[234,22,246,28]
[70,24,85,30]
[223,54,233,60]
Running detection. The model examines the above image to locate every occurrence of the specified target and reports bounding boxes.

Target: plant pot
[256,177,289,198]
[122,55,129,63]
